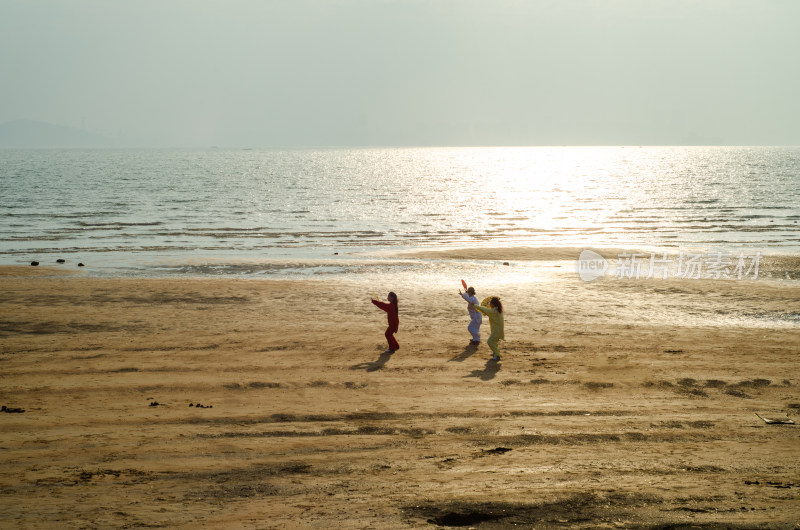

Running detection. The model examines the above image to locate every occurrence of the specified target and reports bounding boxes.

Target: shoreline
[3,244,800,282]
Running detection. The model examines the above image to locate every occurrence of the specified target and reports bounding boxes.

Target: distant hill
[0,120,115,148]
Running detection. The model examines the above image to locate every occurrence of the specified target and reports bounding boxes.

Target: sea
[1,146,799,278]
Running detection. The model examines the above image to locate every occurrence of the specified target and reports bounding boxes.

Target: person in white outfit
[459,286,482,344]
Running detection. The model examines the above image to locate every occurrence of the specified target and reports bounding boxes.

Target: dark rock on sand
[30,261,39,266]
[78,263,85,267]
[2,405,25,413]
[56,259,65,263]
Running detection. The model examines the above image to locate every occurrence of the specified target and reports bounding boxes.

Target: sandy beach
[1,252,799,528]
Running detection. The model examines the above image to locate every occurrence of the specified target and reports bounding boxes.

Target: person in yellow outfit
[474,296,504,361]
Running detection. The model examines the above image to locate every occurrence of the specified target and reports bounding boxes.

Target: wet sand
[1,260,799,528]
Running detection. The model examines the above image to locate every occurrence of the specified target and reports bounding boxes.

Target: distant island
[0,120,115,148]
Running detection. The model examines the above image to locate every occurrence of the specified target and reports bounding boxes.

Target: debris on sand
[755,413,794,425]
[484,447,512,455]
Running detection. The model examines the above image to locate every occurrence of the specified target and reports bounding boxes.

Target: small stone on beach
[485,447,512,455]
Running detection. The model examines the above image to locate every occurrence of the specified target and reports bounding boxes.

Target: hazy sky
[1,0,798,147]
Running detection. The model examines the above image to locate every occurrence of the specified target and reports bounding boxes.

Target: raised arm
[473,304,489,315]
[372,299,391,312]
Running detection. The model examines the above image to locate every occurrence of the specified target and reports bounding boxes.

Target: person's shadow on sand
[464,358,501,381]
[450,342,479,362]
[350,351,393,373]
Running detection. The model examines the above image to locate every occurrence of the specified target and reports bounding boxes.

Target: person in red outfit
[371,292,399,353]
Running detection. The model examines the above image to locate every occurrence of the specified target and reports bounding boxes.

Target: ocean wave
[78,221,164,227]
